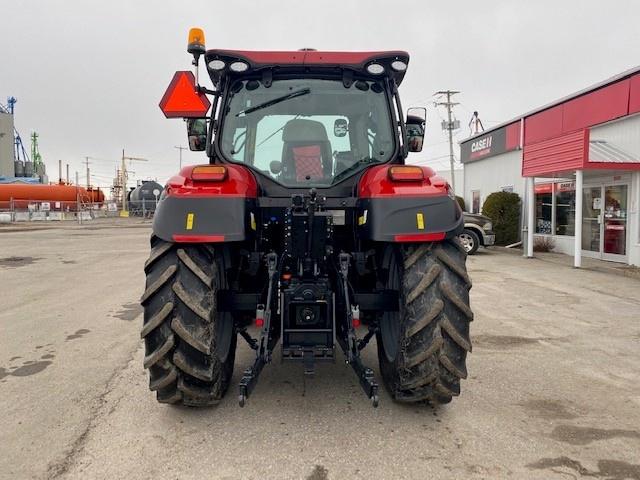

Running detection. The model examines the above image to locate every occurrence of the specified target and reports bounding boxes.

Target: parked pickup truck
[460,213,495,254]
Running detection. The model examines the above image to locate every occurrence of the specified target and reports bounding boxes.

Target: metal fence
[0,199,120,223]
[126,199,158,218]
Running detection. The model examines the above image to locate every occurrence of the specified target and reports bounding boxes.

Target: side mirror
[334,118,348,137]
[186,118,207,151]
[406,107,426,153]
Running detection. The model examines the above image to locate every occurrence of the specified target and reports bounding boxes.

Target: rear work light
[229,61,249,72]
[388,166,424,182]
[191,165,227,181]
[391,60,407,72]
[208,59,226,71]
[366,63,385,75]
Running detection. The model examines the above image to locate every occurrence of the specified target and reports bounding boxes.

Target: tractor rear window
[219,79,395,187]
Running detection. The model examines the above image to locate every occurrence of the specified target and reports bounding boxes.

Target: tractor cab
[203,50,414,190]
[164,32,425,192]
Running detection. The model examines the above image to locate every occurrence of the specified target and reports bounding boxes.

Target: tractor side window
[230,127,246,162]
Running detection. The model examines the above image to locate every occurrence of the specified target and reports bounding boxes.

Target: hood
[463,212,491,223]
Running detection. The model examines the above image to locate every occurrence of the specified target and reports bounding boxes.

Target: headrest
[282,119,329,143]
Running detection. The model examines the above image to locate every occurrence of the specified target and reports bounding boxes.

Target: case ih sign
[460,122,520,163]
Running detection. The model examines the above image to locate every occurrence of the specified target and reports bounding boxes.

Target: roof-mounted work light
[366,63,385,75]
[391,60,407,72]
[208,59,226,71]
[229,61,249,73]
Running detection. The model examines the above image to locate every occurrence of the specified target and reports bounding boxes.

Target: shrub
[455,195,466,212]
[533,236,556,252]
[482,191,521,245]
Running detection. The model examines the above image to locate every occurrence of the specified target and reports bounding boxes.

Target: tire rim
[459,232,475,253]
[380,251,401,362]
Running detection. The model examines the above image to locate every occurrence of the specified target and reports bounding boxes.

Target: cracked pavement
[1,221,639,479]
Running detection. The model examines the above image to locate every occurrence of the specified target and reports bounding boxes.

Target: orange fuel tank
[86,187,105,204]
[0,184,95,210]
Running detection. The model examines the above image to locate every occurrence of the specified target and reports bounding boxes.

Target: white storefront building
[460,67,640,266]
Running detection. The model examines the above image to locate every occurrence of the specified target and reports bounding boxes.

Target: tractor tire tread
[380,240,472,404]
[140,264,177,304]
[140,236,235,407]
[140,302,173,339]
[143,333,175,369]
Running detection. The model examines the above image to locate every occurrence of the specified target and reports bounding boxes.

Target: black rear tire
[140,235,236,406]
[377,239,473,404]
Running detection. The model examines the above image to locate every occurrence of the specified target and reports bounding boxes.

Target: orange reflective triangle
[159,71,211,118]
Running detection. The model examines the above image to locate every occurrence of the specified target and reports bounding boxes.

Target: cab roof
[204,49,410,86]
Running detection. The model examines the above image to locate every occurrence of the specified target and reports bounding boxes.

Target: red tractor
[141,28,472,408]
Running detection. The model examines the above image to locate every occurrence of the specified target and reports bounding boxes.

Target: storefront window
[535,183,553,234]
[555,182,575,236]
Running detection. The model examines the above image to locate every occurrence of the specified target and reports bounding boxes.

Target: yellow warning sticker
[358,209,368,226]
[186,213,195,230]
[250,212,256,231]
[416,212,425,230]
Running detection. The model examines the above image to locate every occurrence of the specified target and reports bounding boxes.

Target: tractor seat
[281,119,332,182]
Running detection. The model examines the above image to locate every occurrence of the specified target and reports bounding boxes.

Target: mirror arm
[391,80,408,159]
[206,90,220,160]
[197,85,220,97]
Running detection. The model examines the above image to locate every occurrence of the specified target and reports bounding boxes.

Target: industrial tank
[0,183,92,211]
[128,180,162,215]
[86,187,105,204]
[14,161,24,177]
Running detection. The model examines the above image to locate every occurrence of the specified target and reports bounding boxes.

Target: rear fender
[152,164,258,243]
[357,165,463,242]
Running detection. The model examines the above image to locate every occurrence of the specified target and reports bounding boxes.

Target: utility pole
[84,156,91,188]
[174,145,187,169]
[435,90,460,193]
[75,171,81,224]
[121,149,148,213]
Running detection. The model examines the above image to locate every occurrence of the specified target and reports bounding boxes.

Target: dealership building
[460,66,640,267]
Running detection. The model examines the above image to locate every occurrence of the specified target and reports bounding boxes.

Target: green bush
[455,195,466,212]
[482,192,521,245]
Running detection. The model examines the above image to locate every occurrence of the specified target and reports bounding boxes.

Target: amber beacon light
[187,27,206,56]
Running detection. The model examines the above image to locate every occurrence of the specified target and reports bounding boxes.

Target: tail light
[388,166,424,182]
[191,165,227,181]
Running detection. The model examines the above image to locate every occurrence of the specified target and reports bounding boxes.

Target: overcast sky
[2,0,639,192]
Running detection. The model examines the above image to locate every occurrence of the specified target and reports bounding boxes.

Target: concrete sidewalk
[493,245,640,280]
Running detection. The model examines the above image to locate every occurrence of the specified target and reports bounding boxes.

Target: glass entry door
[602,185,628,260]
[582,184,628,261]
[582,187,602,253]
